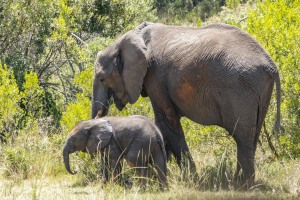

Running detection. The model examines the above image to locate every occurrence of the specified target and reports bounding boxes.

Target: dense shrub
[0,65,23,141]
[246,0,300,157]
[155,0,226,24]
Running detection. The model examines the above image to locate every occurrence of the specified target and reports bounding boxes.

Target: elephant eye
[99,78,105,83]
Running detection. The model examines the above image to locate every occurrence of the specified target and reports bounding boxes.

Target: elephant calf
[63,115,168,189]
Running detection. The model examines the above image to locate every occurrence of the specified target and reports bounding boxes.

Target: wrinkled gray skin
[92,22,282,187]
[63,115,167,189]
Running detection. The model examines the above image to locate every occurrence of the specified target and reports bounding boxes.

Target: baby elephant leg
[135,164,150,189]
[100,152,109,183]
[104,146,123,184]
[152,153,168,190]
[127,151,150,189]
[110,159,122,184]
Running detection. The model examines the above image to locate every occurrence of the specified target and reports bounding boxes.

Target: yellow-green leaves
[0,65,23,134]
[60,67,93,131]
[247,0,300,157]
[23,72,45,119]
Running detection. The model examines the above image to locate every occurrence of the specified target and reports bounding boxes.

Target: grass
[0,121,299,199]
[0,163,300,199]
[0,105,299,199]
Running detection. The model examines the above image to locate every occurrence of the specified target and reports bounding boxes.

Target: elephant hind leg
[234,146,255,189]
[233,81,273,188]
[233,125,257,189]
[135,164,150,189]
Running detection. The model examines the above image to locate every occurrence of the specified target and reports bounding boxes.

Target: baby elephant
[63,115,168,189]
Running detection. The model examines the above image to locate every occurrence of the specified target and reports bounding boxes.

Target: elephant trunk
[63,144,77,175]
[92,78,111,119]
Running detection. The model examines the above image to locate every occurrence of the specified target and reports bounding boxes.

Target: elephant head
[92,28,148,118]
[63,119,113,174]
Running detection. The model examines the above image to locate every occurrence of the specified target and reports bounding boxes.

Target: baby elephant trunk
[63,145,77,175]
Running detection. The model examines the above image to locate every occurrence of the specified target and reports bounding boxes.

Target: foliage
[226,0,240,9]
[0,0,156,131]
[1,117,64,180]
[0,0,57,88]
[246,0,300,157]
[155,0,226,25]
[3,146,30,179]
[0,65,61,142]
[60,93,91,131]
[59,36,118,131]
[0,65,23,140]
[22,72,44,119]
[0,0,74,128]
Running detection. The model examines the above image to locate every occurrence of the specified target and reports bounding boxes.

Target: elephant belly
[171,86,222,126]
[170,75,261,129]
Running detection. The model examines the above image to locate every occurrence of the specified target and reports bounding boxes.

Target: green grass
[0,159,300,199]
[0,119,299,199]
[0,178,295,200]
[1,100,299,199]
[0,109,299,199]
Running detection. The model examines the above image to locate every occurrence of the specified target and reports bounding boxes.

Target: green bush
[1,0,157,128]
[246,0,300,157]
[1,118,65,180]
[0,65,23,140]
[3,147,30,179]
[155,0,226,24]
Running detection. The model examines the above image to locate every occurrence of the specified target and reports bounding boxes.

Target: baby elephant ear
[86,119,113,153]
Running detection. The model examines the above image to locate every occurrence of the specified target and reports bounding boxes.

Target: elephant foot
[233,173,255,190]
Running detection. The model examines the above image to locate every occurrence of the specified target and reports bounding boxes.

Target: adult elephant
[92,22,281,187]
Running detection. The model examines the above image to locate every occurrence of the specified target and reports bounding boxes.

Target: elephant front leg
[155,112,198,183]
[110,160,122,184]
[146,82,198,183]
[102,147,123,185]
[108,153,123,184]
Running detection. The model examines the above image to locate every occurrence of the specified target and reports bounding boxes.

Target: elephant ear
[86,119,113,153]
[120,30,148,104]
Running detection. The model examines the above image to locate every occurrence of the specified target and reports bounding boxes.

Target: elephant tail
[274,73,283,132]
